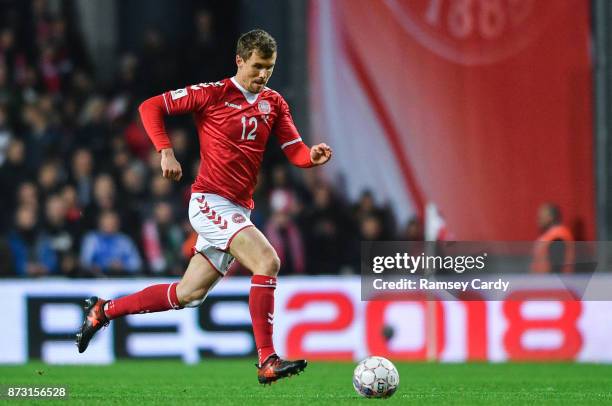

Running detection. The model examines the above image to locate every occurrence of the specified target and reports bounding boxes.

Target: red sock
[249,275,277,365]
[104,283,182,320]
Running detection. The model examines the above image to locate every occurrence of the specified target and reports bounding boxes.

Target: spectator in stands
[119,161,147,209]
[302,184,352,274]
[37,159,63,200]
[66,69,94,111]
[60,184,80,215]
[59,184,84,242]
[43,194,78,276]
[8,204,57,276]
[109,138,132,181]
[150,175,178,212]
[0,62,20,131]
[30,0,53,47]
[263,165,292,223]
[359,215,383,241]
[142,201,185,275]
[353,190,396,239]
[83,173,116,228]
[1,138,27,179]
[39,44,62,94]
[22,102,60,168]
[83,173,141,246]
[0,105,13,166]
[75,96,110,158]
[531,203,575,273]
[112,145,131,172]
[353,190,376,221]
[0,27,27,88]
[265,189,305,274]
[37,93,59,127]
[400,216,425,257]
[0,62,9,107]
[0,138,29,229]
[186,10,216,80]
[16,181,39,210]
[138,28,178,96]
[70,148,94,207]
[47,17,82,90]
[115,53,141,97]
[17,65,42,107]
[80,210,142,275]
[402,216,424,241]
[0,65,15,119]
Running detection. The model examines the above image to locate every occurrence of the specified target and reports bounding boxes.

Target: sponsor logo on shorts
[232,213,246,224]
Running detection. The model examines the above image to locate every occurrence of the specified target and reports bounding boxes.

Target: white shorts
[188,193,254,275]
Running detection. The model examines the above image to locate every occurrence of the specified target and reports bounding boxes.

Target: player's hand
[160,148,183,181]
[310,143,333,165]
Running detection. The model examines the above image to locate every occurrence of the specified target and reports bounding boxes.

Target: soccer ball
[352,356,399,398]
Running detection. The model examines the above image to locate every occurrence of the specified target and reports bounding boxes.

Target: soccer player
[75,29,332,384]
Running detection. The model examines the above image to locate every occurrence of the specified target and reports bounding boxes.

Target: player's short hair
[236,29,277,60]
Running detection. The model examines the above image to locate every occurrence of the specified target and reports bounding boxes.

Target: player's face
[236,50,276,93]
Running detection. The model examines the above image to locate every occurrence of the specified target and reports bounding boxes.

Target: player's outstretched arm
[139,96,173,151]
[139,96,183,181]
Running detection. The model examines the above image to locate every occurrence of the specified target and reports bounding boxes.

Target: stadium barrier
[2,276,612,364]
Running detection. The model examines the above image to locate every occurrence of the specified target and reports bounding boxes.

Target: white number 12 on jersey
[241,116,257,140]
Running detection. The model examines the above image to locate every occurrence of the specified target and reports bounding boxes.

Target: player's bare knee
[270,254,281,276]
[255,253,280,277]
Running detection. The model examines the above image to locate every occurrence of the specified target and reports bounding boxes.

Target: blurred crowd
[0,0,420,278]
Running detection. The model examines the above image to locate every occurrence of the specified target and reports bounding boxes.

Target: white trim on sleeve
[162,93,170,114]
[166,282,173,308]
[280,137,303,150]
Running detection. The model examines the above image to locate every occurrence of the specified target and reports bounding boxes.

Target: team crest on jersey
[258,100,271,114]
[232,213,246,224]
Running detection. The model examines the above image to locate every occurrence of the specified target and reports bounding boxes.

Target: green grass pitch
[1,361,611,405]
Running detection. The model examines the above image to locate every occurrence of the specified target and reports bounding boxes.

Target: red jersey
[144,77,308,209]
